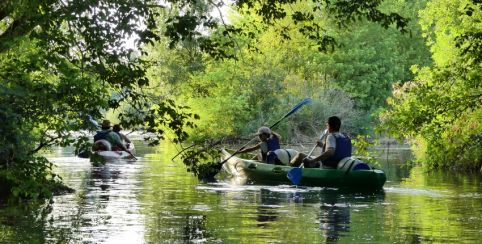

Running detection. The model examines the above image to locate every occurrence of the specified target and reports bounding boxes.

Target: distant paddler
[93,120,129,152]
[113,124,132,148]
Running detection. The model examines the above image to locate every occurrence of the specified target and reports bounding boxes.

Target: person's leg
[290,152,307,167]
[112,145,122,151]
[266,151,277,164]
[254,152,264,161]
[321,161,337,169]
[305,160,320,168]
[274,157,284,165]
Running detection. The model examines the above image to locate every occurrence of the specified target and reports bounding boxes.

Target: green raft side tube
[221,149,386,189]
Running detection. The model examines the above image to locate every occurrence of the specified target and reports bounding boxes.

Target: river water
[0,141,481,243]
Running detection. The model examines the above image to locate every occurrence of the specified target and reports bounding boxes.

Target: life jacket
[113,131,125,142]
[260,137,280,163]
[94,130,123,150]
[94,130,111,142]
[323,133,352,167]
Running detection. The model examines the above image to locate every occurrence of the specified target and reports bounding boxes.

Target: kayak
[94,142,135,160]
[220,149,386,189]
[79,141,136,161]
[93,148,134,160]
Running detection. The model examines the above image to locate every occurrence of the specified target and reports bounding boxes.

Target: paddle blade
[87,115,99,128]
[270,98,312,129]
[287,167,303,185]
[283,98,312,119]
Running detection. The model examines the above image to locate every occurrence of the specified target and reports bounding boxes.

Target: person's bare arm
[309,147,335,162]
[116,142,128,151]
[272,132,281,141]
[238,143,261,153]
[304,135,335,164]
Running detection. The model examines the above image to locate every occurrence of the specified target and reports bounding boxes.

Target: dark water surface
[1,142,481,243]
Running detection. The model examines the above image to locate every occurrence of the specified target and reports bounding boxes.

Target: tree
[150,0,427,139]
[0,0,411,198]
[0,0,195,199]
[380,0,482,170]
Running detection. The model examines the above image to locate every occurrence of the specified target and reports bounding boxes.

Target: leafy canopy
[0,0,413,196]
[380,0,482,170]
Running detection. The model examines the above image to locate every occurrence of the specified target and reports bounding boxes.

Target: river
[0,141,480,243]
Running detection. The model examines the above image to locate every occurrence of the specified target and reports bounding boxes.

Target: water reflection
[318,193,351,242]
[0,144,481,243]
[90,162,121,192]
[256,188,281,228]
[182,214,211,242]
[43,151,146,243]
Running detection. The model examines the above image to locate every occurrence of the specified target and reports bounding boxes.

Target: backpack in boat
[92,139,112,151]
[272,149,299,165]
[337,157,372,172]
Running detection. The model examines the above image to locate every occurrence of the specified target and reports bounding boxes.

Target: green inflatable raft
[221,149,386,189]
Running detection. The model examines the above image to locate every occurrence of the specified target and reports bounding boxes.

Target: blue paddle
[287,129,327,186]
[269,98,312,129]
[218,98,312,166]
[87,115,100,129]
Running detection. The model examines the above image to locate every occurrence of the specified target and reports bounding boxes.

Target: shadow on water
[256,188,281,228]
[301,188,385,242]
[0,147,146,243]
[319,193,351,242]
[90,160,122,192]
[0,201,52,243]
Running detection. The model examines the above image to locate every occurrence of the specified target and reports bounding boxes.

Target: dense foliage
[0,0,412,199]
[146,0,429,141]
[0,0,197,200]
[2,0,479,200]
[380,0,482,171]
[137,0,432,177]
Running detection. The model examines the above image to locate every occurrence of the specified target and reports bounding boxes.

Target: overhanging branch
[0,16,38,53]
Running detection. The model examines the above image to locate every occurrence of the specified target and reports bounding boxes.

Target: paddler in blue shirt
[93,120,128,151]
[290,116,352,168]
[238,126,281,163]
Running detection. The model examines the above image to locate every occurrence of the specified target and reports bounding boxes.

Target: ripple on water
[383,187,447,197]
[42,153,147,244]
[2,145,478,243]
[458,192,481,199]
[196,182,328,194]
